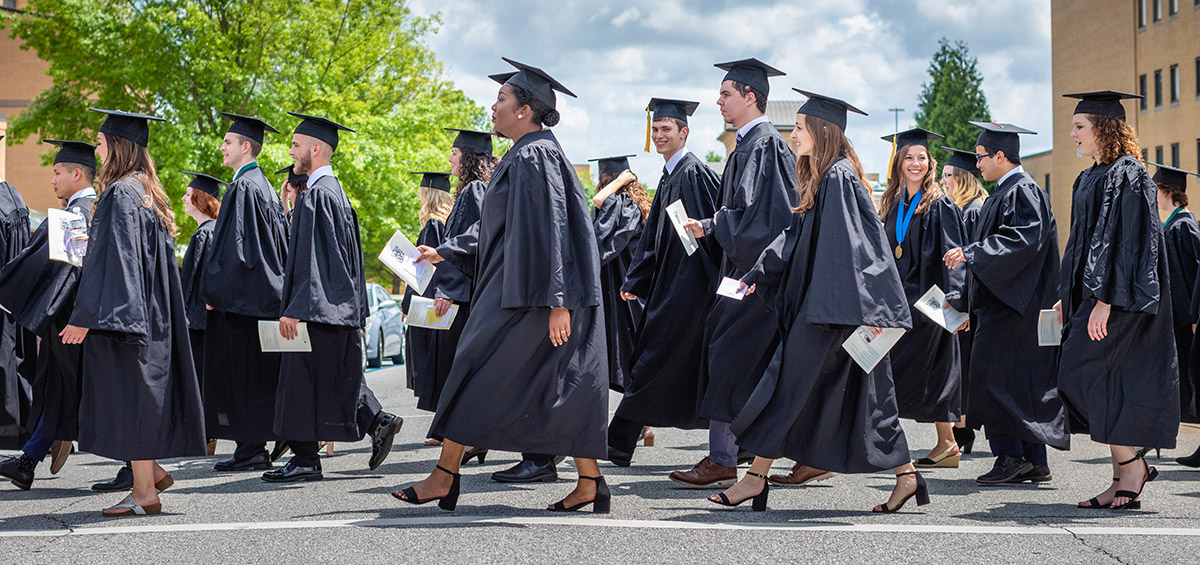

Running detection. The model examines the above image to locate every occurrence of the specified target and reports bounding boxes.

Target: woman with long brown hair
[60,109,206,517]
[590,157,650,394]
[1056,91,1178,510]
[878,128,966,470]
[710,90,927,513]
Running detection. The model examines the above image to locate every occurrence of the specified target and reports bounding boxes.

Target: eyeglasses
[975,153,995,162]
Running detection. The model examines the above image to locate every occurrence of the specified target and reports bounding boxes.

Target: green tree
[704,150,724,163]
[914,38,991,170]
[1,0,489,283]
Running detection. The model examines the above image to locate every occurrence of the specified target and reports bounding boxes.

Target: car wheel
[390,332,405,365]
[367,330,383,368]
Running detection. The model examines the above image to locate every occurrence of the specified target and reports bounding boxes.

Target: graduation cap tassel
[644,108,652,152]
[887,136,896,183]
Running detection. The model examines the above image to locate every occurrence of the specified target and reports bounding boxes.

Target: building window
[1172,143,1180,166]
[1155,70,1163,107]
[1044,174,1051,193]
[1195,57,1199,97]
[1156,146,1164,164]
[1140,74,1149,110]
[1154,0,1163,21]
[1139,0,1148,27]
[1,0,15,8]
[1171,65,1180,104]
[1170,0,1180,15]
[1143,148,1150,162]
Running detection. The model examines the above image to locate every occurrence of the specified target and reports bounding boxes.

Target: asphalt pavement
[2,362,1200,564]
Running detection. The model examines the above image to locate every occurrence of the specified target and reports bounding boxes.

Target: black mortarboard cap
[1063,91,1142,121]
[44,139,97,170]
[221,112,280,145]
[274,165,308,186]
[288,112,354,151]
[1151,163,1197,191]
[970,121,1036,159]
[445,128,493,154]
[940,146,982,178]
[647,97,700,123]
[793,88,868,131]
[90,108,166,147]
[489,57,576,110]
[410,171,452,193]
[589,155,636,176]
[881,127,945,148]
[715,58,784,98]
[183,170,228,199]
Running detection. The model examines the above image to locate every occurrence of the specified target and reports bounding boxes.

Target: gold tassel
[887,135,896,182]
[644,108,652,152]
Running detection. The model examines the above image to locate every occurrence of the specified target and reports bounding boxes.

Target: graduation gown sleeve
[200,169,289,318]
[1162,213,1200,324]
[704,137,798,274]
[961,179,1058,314]
[432,179,485,302]
[69,184,150,334]
[1081,157,1163,314]
[180,221,215,330]
[593,193,642,266]
[280,184,364,326]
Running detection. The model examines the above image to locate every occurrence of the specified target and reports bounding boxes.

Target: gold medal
[895,245,902,259]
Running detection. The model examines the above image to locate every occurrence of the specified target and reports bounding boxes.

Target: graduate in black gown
[179,172,224,397]
[939,147,988,454]
[0,140,95,489]
[714,90,927,513]
[61,109,206,517]
[201,113,290,472]
[399,58,610,513]
[0,153,34,453]
[589,155,649,393]
[607,98,721,467]
[943,124,1068,486]
[1056,91,1178,510]
[678,59,797,488]
[879,128,966,469]
[402,172,454,409]
[264,113,401,483]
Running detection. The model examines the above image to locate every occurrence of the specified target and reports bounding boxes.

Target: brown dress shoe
[50,441,72,475]
[768,462,837,486]
[668,456,737,488]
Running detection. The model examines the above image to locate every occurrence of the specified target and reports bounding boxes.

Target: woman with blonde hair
[1057,91,1178,510]
[878,128,966,470]
[60,109,206,517]
[402,172,456,414]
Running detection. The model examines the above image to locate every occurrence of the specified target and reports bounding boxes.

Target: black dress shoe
[607,446,632,468]
[1014,464,1053,483]
[491,459,558,483]
[261,461,323,483]
[214,453,272,472]
[976,455,1034,485]
[269,441,290,463]
[0,455,36,490]
[1176,445,1200,467]
[92,464,134,492]
[368,412,403,471]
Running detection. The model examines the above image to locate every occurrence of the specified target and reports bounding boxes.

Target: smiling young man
[605,98,722,467]
[942,122,1068,485]
[673,59,798,488]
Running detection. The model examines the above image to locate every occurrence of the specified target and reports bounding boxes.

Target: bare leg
[1077,446,1125,507]
[396,439,465,501]
[874,461,919,511]
[920,422,958,459]
[129,460,160,507]
[709,457,774,504]
[554,458,602,508]
[1112,445,1147,507]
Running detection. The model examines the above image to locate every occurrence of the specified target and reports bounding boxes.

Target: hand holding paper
[379,231,437,294]
[665,200,700,256]
[716,277,747,300]
[914,285,968,334]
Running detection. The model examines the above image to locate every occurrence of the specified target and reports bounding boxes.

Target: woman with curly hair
[878,128,966,470]
[1056,91,1178,510]
[589,157,650,394]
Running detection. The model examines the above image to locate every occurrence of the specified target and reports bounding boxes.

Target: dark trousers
[233,441,267,461]
[290,441,322,467]
[358,380,383,435]
[607,415,643,457]
[989,433,1048,466]
[21,414,53,462]
[521,453,557,464]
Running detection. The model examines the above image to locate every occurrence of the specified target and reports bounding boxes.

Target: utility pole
[888,107,904,134]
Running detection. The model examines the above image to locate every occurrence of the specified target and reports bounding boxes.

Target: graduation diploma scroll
[842,326,906,373]
[914,285,968,333]
[405,295,460,331]
[1037,309,1062,346]
[379,230,436,295]
[665,199,700,256]
[47,208,89,267]
[258,320,313,352]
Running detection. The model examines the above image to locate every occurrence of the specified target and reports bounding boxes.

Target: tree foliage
[914,38,991,170]
[1,0,489,282]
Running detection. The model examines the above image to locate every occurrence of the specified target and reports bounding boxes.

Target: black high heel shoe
[1112,453,1158,511]
[1078,477,1120,509]
[952,427,975,455]
[461,447,488,465]
[873,471,930,513]
[708,471,769,511]
[548,475,611,514]
[392,464,461,511]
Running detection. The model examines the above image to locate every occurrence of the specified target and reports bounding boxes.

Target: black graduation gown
[1161,211,1200,422]
[731,158,914,473]
[614,151,721,429]
[0,195,94,443]
[181,219,215,386]
[961,173,1069,449]
[402,218,450,411]
[201,165,289,443]
[697,121,798,423]
[884,195,965,423]
[274,174,371,442]
[0,182,36,449]
[593,192,643,392]
[430,130,608,459]
[69,179,206,460]
[1058,156,1179,448]
[957,197,984,415]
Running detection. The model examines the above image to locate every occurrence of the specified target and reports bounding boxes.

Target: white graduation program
[406,295,460,331]
[379,230,436,295]
[258,320,313,353]
[914,284,968,333]
[665,199,700,256]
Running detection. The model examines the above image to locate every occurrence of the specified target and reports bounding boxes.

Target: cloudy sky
[408,0,1053,186]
